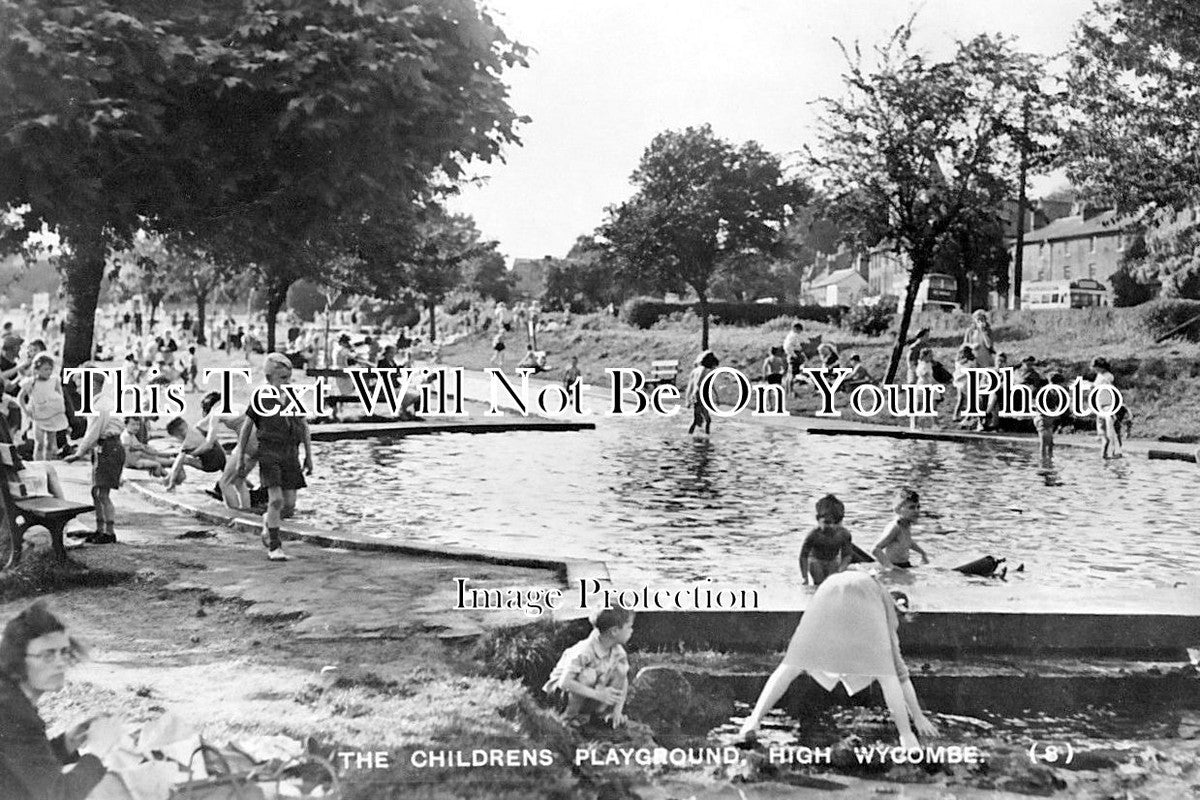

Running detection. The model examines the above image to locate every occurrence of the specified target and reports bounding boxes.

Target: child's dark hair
[1092,357,1112,372]
[893,487,919,508]
[699,351,719,369]
[199,391,223,415]
[165,417,187,436]
[589,606,634,633]
[32,353,55,370]
[814,494,845,523]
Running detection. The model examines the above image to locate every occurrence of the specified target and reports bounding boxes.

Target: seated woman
[738,571,936,749]
[0,601,115,800]
[841,354,875,391]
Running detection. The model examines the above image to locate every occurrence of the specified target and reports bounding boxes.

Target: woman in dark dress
[0,602,107,800]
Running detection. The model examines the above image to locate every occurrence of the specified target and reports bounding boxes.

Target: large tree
[598,125,809,349]
[1062,0,1200,211]
[0,0,527,363]
[812,26,1052,382]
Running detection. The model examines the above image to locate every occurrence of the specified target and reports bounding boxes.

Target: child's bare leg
[164,452,188,488]
[740,663,804,735]
[878,675,919,749]
[281,488,298,519]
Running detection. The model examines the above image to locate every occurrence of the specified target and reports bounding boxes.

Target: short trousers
[788,354,805,372]
[190,445,227,473]
[93,436,126,490]
[893,561,913,569]
[257,447,306,491]
[494,342,506,352]
[766,373,784,385]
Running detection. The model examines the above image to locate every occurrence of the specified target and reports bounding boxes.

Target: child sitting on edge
[543,607,634,728]
[120,417,172,477]
[799,494,855,587]
[872,488,929,570]
[842,354,875,390]
[162,407,227,490]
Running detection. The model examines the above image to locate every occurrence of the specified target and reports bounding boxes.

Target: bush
[1138,299,1200,341]
[844,298,897,337]
[1110,266,1159,307]
[621,297,841,329]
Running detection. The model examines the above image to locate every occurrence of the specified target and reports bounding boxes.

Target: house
[1010,205,1136,288]
[510,257,553,299]
[802,267,869,306]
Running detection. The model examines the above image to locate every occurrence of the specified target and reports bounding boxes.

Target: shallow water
[308,414,1198,588]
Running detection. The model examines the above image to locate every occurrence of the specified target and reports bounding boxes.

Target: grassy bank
[439,308,1200,440]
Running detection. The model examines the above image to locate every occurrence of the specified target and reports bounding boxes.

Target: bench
[306,368,363,420]
[647,359,680,387]
[0,434,94,568]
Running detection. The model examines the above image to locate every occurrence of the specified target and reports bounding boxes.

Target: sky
[447,0,1095,263]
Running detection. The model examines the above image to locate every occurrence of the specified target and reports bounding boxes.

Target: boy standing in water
[872,488,929,570]
[237,353,313,561]
[799,494,855,586]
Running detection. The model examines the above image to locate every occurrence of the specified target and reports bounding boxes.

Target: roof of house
[809,267,868,289]
[1022,210,1134,243]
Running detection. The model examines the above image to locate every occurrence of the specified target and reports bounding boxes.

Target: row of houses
[512,198,1198,310]
[798,199,1155,311]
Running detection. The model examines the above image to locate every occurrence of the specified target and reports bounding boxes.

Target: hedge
[1139,299,1200,341]
[621,297,842,329]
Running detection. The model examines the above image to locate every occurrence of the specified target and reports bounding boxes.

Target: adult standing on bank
[962,310,995,369]
[738,571,937,749]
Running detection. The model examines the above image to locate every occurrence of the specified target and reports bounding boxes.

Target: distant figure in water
[685,350,719,435]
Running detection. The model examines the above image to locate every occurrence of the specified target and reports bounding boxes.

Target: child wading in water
[872,488,929,570]
[1092,357,1122,459]
[761,346,787,412]
[685,350,720,435]
[64,371,125,544]
[543,607,634,728]
[799,494,855,586]
[237,353,314,561]
[18,354,68,461]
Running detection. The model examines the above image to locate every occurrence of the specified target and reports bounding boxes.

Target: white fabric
[782,571,906,695]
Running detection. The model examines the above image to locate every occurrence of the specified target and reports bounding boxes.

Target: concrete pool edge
[126,480,610,583]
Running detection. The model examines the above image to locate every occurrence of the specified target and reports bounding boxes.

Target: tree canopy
[0,0,528,362]
[812,25,1051,381]
[1062,0,1200,211]
[598,124,809,349]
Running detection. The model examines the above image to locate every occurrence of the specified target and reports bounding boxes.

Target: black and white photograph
[0,0,1198,797]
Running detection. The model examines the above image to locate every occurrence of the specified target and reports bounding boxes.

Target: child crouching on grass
[543,607,635,728]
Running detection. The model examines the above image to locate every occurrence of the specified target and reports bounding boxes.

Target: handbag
[170,744,341,800]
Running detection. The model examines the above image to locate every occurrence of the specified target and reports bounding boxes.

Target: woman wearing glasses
[0,601,109,800]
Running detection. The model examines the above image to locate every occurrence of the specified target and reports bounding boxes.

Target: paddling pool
[304,413,1197,590]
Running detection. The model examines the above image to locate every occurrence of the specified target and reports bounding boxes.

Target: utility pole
[1011,99,1031,311]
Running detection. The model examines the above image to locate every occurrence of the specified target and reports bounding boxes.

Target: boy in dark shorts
[237,353,313,561]
[64,370,125,544]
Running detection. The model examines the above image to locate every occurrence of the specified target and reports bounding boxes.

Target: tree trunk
[148,294,162,331]
[696,289,710,351]
[60,238,108,369]
[885,253,929,384]
[195,288,208,347]
[266,281,291,353]
[427,300,438,342]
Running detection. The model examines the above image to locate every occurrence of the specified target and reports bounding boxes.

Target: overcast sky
[448,0,1095,262]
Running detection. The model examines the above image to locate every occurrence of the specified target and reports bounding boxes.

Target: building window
[1090,236,1097,253]
[1063,264,1072,280]
[1117,234,1126,252]
[1036,268,1044,281]
[1088,263,1096,279]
